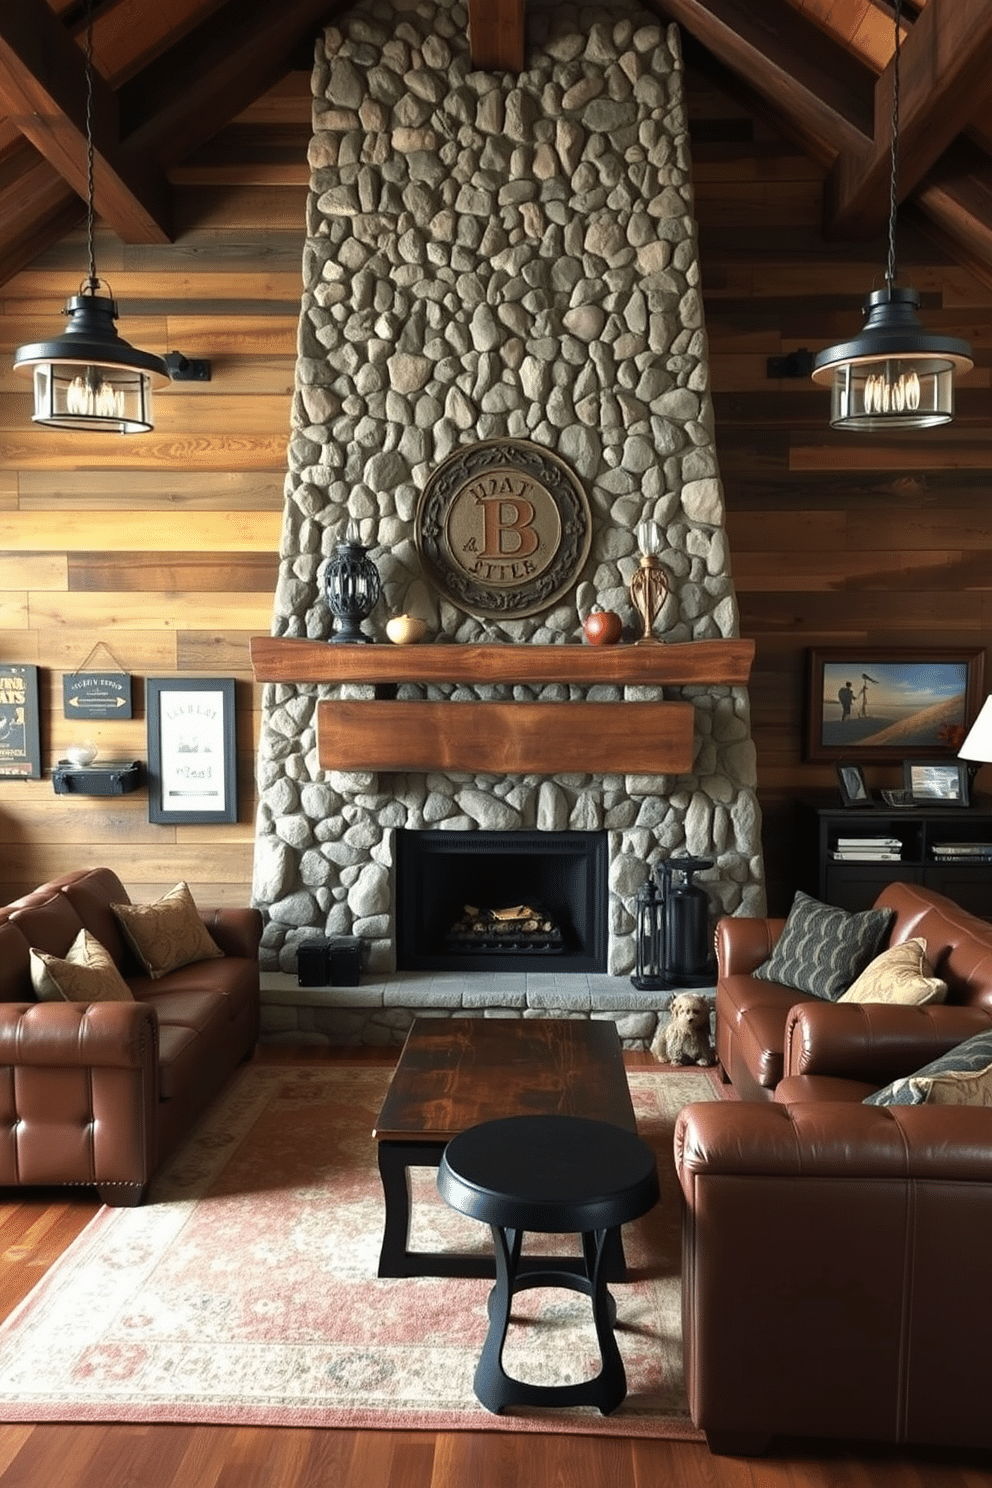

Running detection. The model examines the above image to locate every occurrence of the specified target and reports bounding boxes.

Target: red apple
[583,608,623,645]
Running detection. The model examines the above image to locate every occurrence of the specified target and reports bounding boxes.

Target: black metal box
[297,935,363,987]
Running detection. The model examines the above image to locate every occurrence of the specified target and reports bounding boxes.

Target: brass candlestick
[629,553,669,644]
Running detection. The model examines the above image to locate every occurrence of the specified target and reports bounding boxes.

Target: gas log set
[447,903,565,955]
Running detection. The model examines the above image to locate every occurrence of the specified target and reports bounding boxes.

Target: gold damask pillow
[112,881,223,979]
[30,929,134,1003]
[910,1062,992,1106]
[839,936,946,1006]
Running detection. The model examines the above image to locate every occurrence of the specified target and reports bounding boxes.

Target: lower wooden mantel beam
[316,699,695,775]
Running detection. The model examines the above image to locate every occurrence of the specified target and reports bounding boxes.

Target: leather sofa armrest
[783,1000,992,1084]
[715,915,786,977]
[675,1097,992,1185]
[199,906,263,960]
[0,1000,157,1068]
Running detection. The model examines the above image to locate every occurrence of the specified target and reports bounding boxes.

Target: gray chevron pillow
[753,891,895,1001]
[865,1027,992,1107]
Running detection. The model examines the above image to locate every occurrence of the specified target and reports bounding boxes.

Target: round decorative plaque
[414,440,593,619]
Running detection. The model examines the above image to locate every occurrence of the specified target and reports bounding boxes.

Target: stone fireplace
[251,0,765,1036]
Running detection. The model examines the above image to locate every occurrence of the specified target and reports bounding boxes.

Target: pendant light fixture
[12,0,169,433]
[811,0,972,431]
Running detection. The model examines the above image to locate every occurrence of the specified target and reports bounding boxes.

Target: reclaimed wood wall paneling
[0,60,988,917]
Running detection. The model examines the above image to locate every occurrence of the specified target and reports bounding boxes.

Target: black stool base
[475,1224,626,1417]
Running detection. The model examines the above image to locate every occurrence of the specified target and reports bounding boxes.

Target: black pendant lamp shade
[13,287,169,434]
[810,0,972,431]
[811,287,973,431]
[11,0,169,434]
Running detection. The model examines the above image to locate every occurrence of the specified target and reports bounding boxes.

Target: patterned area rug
[0,1061,723,1436]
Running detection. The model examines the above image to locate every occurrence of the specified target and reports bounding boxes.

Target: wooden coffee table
[372,1016,636,1278]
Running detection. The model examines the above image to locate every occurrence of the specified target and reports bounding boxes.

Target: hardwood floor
[1,1044,990,1487]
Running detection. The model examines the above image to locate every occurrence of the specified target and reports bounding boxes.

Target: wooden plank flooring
[1,1044,991,1486]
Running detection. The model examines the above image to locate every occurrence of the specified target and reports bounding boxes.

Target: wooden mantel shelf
[249,636,755,687]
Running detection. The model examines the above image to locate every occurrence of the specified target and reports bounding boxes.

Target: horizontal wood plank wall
[686,63,991,914]
[0,54,989,917]
[0,78,307,905]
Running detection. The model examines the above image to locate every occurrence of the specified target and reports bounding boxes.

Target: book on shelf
[831,850,902,861]
[931,843,992,860]
[836,836,902,848]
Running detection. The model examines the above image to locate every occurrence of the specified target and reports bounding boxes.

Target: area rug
[0,1061,723,1437]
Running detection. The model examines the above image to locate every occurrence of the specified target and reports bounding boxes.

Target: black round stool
[437,1113,660,1416]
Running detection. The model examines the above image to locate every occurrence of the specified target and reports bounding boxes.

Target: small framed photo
[902,759,970,807]
[836,763,871,807]
[146,678,237,824]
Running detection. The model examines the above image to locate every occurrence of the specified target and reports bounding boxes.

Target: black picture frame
[836,763,871,807]
[0,663,41,779]
[902,759,970,807]
[146,678,237,824]
[805,647,985,762]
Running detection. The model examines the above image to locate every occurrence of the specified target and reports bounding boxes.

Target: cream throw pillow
[909,1062,992,1106]
[112,881,223,979]
[839,936,946,1006]
[30,928,134,1003]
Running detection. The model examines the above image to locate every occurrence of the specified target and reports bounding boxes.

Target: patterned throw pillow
[112,881,223,979]
[866,1027,992,1106]
[839,937,947,1006]
[753,891,894,1000]
[30,928,134,1003]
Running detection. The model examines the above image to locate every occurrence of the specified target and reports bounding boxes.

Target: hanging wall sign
[414,440,592,619]
[62,671,133,719]
[0,664,41,779]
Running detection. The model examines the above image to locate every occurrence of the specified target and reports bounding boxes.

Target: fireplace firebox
[395,830,608,973]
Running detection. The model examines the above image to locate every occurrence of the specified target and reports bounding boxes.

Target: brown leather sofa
[714,880,992,1101]
[674,882,992,1455]
[0,866,261,1206]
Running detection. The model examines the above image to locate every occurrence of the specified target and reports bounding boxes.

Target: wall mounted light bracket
[164,353,212,382]
[767,349,814,379]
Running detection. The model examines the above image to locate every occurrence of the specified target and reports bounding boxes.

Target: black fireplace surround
[395,830,608,973]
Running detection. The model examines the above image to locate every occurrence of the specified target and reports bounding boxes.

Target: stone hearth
[251,0,765,1040]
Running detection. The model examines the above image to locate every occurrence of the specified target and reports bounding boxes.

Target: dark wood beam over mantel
[467,0,526,72]
[0,0,171,244]
[827,0,992,240]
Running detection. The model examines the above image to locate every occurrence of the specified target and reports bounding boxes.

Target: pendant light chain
[885,0,902,292]
[83,0,98,294]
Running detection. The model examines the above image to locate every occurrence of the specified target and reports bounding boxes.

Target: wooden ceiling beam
[467,0,526,72]
[827,0,992,239]
[116,0,348,167]
[649,0,873,155]
[0,0,171,244]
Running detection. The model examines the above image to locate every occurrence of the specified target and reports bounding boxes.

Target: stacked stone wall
[252,0,765,978]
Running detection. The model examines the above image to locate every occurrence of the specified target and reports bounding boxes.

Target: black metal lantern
[631,857,715,991]
[632,873,665,990]
[324,526,381,643]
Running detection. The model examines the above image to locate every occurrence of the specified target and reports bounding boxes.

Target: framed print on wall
[0,664,41,778]
[146,678,237,824]
[805,648,985,763]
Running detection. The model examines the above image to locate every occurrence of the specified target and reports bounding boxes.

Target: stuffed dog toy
[652,992,715,1066]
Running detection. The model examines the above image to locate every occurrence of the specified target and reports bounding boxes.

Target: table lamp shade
[959,697,992,765]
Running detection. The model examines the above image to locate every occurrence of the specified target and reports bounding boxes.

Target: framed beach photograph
[805,648,985,763]
[836,763,871,807]
[903,759,970,807]
[146,678,237,824]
